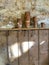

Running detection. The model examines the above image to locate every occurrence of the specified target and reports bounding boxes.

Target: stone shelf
[0,28,49,31]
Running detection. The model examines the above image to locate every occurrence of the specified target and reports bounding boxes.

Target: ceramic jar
[41,22,45,28]
[32,16,38,28]
[25,11,30,28]
[17,18,22,28]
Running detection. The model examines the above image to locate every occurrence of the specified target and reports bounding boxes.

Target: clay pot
[25,20,30,28]
[41,23,45,28]
[25,11,30,17]
[25,11,30,28]
[32,16,38,28]
[25,11,30,20]
[17,18,22,28]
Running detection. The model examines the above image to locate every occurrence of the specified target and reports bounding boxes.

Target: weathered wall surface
[0,0,49,18]
[0,30,48,65]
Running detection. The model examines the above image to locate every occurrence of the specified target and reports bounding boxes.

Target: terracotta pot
[25,11,30,17]
[41,23,45,28]
[17,18,22,28]
[25,11,30,20]
[32,16,38,28]
[25,11,30,28]
[25,20,30,28]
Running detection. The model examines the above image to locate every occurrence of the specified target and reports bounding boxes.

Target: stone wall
[0,0,49,18]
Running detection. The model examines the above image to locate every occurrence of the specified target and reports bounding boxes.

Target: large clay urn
[25,11,30,28]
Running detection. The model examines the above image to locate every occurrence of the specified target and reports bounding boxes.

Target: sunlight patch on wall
[40,41,45,45]
[9,43,21,59]
[22,41,35,53]
[9,40,45,62]
[9,41,35,61]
